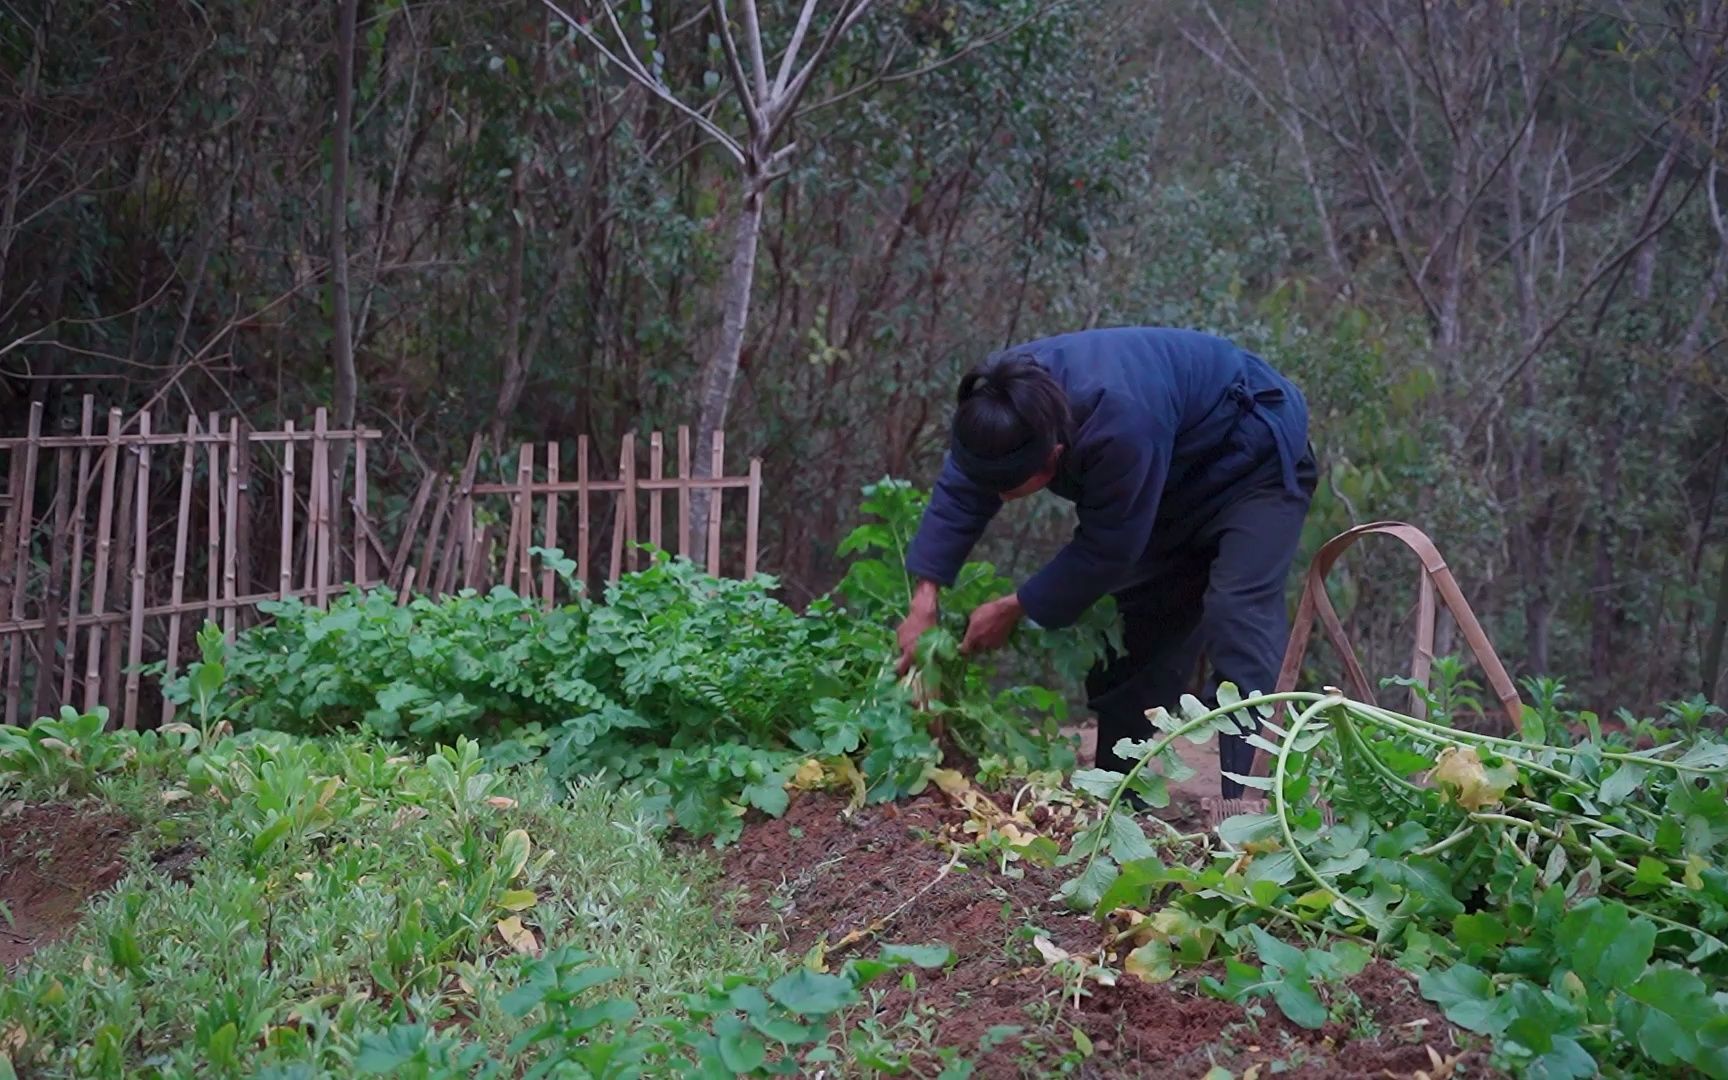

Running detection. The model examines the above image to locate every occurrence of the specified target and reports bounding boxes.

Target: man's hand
[896,580,942,675]
[962,593,1024,656]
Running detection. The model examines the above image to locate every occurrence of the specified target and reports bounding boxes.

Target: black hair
[947,352,1070,492]
[953,352,1070,456]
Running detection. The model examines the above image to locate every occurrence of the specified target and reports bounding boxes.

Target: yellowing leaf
[161,789,192,804]
[498,889,537,911]
[1427,746,1515,811]
[832,755,867,812]
[485,796,518,810]
[36,979,66,1006]
[1124,939,1174,982]
[803,939,829,973]
[929,768,971,797]
[495,916,540,956]
[1033,935,1072,965]
[790,759,826,789]
[1686,854,1708,890]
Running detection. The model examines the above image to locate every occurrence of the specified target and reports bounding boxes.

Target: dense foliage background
[3,0,1726,710]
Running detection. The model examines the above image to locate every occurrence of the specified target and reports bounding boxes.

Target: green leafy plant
[839,477,1118,771]
[167,483,1106,843]
[1058,682,1728,1077]
[0,706,131,794]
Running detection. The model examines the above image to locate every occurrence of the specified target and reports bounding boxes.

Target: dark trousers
[1085,453,1317,798]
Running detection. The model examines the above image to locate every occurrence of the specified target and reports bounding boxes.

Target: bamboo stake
[312,408,331,608]
[419,480,452,596]
[398,566,418,606]
[223,418,241,638]
[353,435,369,585]
[576,435,590,594]
[707,430,724,576]
[205,412,221,629]
[649,432,664,555]
[103,425,137,710]
[4,402,42,725]
[677,426,691,560]
[624,433,639,573]
[0,460,21,673]
[391,473,435,589]
[350,505,392,576]
[83,409,122,713]
[745,458,762,579]
[503,444,530,591]
[439,437,482,596]
[161,417,197,723]
[279,421,296,598]
[122,412,151,729]
[33,429,75,719]
[609,434,635,583]
[517,443,535,599]
[59,397,94,704]
[541,441,560,607]
[235,421,254,612]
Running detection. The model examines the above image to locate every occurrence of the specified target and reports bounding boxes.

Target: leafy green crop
[166,481,1113,843]
[1060,686,1728,1077]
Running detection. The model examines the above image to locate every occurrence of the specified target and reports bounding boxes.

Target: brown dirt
[724,787,1495,1078]
[0,802,135,970]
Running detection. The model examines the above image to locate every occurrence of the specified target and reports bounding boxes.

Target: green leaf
[1217,812,1280,846]
[1328,940,1372,977]
[1104,811,1157,863]
[1093,857,1164,915]
[1060,856,1119,912]
[742,780,790,817]
[249,815,293,861]
[1453,913,1508,953]
[1247,926,1308,975]
[1598,763,1647,805]
[1556,901,1656,991]
[1220,770,1273,791]
[355,1025,436,1072]
[880,943,953,969]
[1271,979,1328,1030]
[1070,768,1125,801]
[499,829,531,881]
[1623,964,1728,1073]
[1245,849,1297,886]
[1419,964,1502,1034]
[716,1014,768,1073]
[767,968,858,1017]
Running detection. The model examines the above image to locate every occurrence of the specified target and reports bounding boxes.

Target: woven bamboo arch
[1273,521,1523,729]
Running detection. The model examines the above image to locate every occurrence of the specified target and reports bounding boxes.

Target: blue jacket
[904,327,1308,629]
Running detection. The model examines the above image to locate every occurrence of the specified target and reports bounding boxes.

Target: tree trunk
[691,171,766,540]
[327,0,359,581]
[1705,528,1728,701]
[490,166,531,447]
[330,0,359,433]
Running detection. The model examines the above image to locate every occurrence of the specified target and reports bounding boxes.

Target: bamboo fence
[0,400,762,729]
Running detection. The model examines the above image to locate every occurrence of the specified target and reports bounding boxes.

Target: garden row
[4,480,1728,1077]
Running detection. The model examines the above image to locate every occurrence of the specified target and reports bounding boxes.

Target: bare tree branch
[737,0,772,103]
[711,0,766,139]
[541,0,745,162]
[773,0,822,97]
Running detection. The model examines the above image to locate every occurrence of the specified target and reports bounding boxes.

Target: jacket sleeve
[903,455,1004,587]
[1016,427,1168,629]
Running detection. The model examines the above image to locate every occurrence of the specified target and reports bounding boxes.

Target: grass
[0,731,784,1078]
